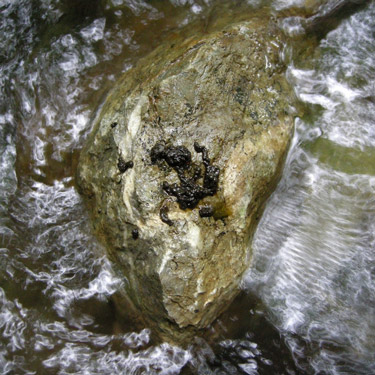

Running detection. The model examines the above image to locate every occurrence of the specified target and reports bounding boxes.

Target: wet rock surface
[77,12,295,344]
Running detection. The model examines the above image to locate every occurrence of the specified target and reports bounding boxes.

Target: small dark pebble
[118,157,133,173]
[111,122,118,128]
[199,205,214,218]
[193,142,204,153]
[131,229,139,240]
[160,205,173,226]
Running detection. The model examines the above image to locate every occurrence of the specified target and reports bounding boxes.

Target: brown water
[1,1,375,374]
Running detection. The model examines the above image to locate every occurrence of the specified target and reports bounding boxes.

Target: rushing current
[1,0,374,374]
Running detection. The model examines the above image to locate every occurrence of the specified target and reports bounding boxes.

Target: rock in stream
[77,12,295,344]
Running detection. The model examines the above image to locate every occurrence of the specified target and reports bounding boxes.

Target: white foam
[271,0,305,11]
[66,110,90,141]
[43,338,191,375]
[0,289,28,352]
[59,52,80,72]
[191,4,203,14]
[51,263,123,320]
[287,2,375,150]
[80,18,106,43]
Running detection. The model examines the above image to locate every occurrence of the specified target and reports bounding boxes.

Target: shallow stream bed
[1,1,375,374]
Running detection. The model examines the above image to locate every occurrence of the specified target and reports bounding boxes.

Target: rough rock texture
[77,15,294,343]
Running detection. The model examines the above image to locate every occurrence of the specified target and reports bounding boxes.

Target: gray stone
[77,14,295,344]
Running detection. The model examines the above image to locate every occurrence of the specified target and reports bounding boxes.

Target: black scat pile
[160,204,174,226]
[118,156,133,173]
[199,205,214,218]
[151,143,192,170]
[150,141,220,224]
[131,228,139,240]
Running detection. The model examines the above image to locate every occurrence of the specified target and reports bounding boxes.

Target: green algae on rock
[77,13,295,344]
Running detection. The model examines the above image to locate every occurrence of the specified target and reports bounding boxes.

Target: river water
[1,0,374,374]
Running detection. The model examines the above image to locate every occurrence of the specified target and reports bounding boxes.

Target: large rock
[77,14,294,343]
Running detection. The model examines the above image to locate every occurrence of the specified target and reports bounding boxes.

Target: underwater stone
[77,13,295,344]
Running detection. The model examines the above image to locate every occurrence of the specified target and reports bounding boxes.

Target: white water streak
[244,3,375,373]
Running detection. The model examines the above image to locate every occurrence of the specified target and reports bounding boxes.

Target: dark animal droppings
[160,205,174,226]
[151,141,220,224]
[199,205,214,218]
[111,122,118,128]
[118,157,133,173]
[151,142,191,169]
[132,228,139,240]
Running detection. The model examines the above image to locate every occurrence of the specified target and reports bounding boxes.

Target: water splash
[43,339,191,375]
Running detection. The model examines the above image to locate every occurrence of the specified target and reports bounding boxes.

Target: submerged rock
[77,13,295,343]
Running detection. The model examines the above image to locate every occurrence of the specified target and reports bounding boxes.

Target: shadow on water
[200,291,304,375]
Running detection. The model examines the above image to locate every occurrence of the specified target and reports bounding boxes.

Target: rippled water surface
[1,0,374,374]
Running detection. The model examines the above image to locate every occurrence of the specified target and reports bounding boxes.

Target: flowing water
[1,0,374,374]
